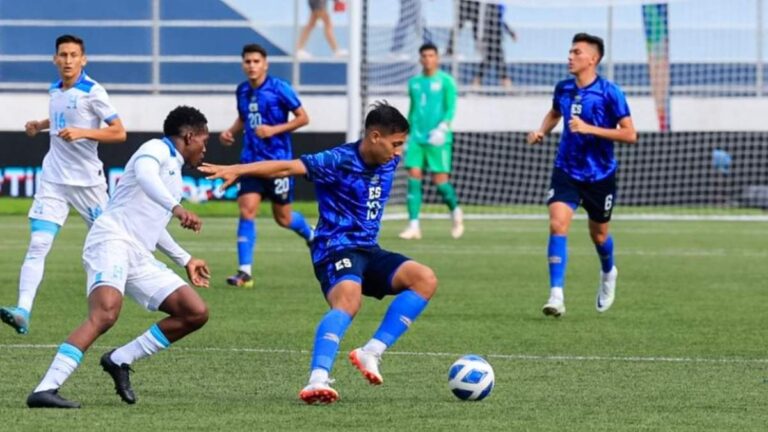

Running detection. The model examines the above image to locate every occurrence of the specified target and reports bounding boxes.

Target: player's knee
[590,231,608,245]
[549,220,569,235]
[90,309,119,333]
[184,303,209,330]
[412,267,438,300]
[27,232,55,258]
[274,213,292,228]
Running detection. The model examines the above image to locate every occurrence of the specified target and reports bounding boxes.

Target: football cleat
[349,348,383,385]
[27,389,80,409]
[100,350,136,404]
[299,380,339,405]
[0,306,30,335]
[542,297,566,318]
[596,266,618,313]
[398,227,422,240]
[226,270,254,288]
[451,208,465,239]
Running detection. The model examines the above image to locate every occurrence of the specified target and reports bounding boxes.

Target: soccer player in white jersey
[26,106,211,409]
[0,34,127,335]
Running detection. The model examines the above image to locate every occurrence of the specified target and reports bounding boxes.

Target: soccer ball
[447,354,495,401]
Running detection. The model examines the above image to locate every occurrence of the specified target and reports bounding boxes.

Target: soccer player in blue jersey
[527,33,637,317]
[201,102,438,405]
[218,43,314,288]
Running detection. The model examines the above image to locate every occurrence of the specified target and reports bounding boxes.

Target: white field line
[1,344,766,365]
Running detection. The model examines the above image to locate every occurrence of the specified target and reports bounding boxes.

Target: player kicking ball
[201,102,437,404]
[27,106,211,408]
[527,33,637,317]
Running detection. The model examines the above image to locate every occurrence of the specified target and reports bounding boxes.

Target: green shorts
[404,142,453,173]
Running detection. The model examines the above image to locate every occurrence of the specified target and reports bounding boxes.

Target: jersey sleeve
[607,83,631,120]
[442,74,458,124]
[278,80,302,112]
[90,85,119,124]
[300,148,340,185]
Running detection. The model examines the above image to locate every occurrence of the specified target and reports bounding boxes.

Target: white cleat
[596,266,618,313]
[349,348,383,385]
[299,380,339,405]
[451,208,465,239]
[334,48,349,58]
[398,226,422,240]
[542,297,566,318]
[296,49,312,60]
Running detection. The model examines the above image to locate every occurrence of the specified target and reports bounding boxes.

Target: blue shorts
[238,176,294,204]
[547,167,617,223]
[313,247,411,299]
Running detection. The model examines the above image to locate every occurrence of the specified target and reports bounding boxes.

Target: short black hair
[419,42,438,55]
[364,101,409,136]
[242,43,267,58]
[163,106,208,137]
[572,32,604,62]
[56,34,85,54]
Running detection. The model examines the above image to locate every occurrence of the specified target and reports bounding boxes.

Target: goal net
[359,0,768,220]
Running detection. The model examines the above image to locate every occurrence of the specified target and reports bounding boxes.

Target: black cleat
[100,350,136,404]
[27,389,81,409]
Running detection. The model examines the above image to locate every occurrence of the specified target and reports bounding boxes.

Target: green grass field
[0,212,766,431]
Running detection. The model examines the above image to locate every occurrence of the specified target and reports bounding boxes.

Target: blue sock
[287,211,313,241]
[372,290,429,347]
[548,234,568,289]
[310,309,353,372]
[237,218,256,268]
[595,235,615,273]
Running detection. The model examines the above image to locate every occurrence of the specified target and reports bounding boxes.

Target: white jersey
[43,72,119,186]
[85,138,183,253]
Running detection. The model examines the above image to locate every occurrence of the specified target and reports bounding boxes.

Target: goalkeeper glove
[427,122,450,146]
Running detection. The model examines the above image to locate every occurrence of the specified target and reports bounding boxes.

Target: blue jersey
[300,141,399,264]
[236,76,302,163]
[552,76,631,182]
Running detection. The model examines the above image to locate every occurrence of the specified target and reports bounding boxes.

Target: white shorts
[28,180,108,227]
[83,240,187,311]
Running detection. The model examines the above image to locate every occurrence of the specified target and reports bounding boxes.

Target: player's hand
[219,130,235,146]
[172,205,202,233]
[427,122,449,146]
[199,163,240,190]
[185,258,211,288]
[568,116,592,134]
[255,125,277,139]
[527,131,545,145]
[25,120,42,137]
[58,127,86,142]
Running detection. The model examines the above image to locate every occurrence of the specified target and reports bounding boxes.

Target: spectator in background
[296,0,348,59]
[445,0,480,58]
[391,0,432,58]
[472,2,515,89]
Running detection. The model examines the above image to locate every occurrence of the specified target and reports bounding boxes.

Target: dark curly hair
[163,106,208,137]
[364,100,409,136]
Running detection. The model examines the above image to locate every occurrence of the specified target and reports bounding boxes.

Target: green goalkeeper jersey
[407,70,457,144]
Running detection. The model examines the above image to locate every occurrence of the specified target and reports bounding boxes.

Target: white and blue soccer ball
[447,354,495,401]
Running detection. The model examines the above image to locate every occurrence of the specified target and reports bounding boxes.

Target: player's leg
[401,142,426,239]
[28,257,127,410]
[427,143,463,238]
[1,181,69,335]
[542,168,580,317]
[582,174,618,312]
[269,176,314,244]
[230,179,262,287]
[350,252,436,385]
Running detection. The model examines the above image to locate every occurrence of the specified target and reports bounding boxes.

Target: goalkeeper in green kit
[399,42,464,240]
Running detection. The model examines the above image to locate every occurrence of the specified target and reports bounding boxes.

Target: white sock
[110,325,170,366]
[452,207,463,220]
[309,368,329,384]
[34,344,82,393]
[17,231,55,312]
[238,264,252,275]
[362,338,387,356]
[549,287,564,301]
[409,220,420,230]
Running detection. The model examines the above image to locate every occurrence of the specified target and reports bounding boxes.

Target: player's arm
[219,117,244,146]
[25,118,50,137]
[428,76,458,146]
[527,109,562,144]
[134,156,202,232]
[200,159,306,189]
[255,106,309,139]
[58,117,127,143]
[568,115,637,144]
[156,230,210,288]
